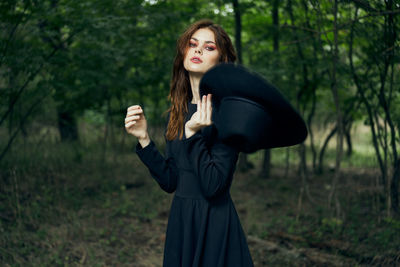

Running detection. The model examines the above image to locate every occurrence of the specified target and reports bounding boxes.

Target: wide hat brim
[199,63,308,153]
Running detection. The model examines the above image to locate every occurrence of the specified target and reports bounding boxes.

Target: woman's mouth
[190,57,203,63]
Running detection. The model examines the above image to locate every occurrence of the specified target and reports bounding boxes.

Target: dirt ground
[2,152,399,267]
[60,165,398,266]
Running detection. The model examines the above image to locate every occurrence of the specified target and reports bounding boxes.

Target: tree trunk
[385,0,399,214]
[287,0,316,212]
[308,89,317,172]
[344,121,353,157]
[328,0,343,217]
[232,0,242,65]
[232,0,252,172]
[348,9,386,186]
[57,110,78,141]
[284,147,290,178]
[301,0,319,174]
[391,159,400,214]
[260,150,271,178]
[260,0,279,178]
[318,125,337,174]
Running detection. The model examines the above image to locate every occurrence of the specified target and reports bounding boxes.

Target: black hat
[199,63,308,153]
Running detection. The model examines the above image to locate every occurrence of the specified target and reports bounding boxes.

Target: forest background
[1,0,400,266]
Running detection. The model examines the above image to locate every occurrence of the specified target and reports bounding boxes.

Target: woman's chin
[186,66,215,76]
[186,69,206,76]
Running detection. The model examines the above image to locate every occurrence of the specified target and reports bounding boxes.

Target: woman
[124,19,254,267]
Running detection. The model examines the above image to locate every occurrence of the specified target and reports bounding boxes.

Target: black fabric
[214,96,272,153]
[199,63,308,151]
[136,102,254,267]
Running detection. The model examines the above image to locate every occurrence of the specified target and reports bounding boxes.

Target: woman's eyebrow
[191,37,216,44]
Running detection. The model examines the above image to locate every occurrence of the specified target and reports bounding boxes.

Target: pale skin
[125,28,219,147]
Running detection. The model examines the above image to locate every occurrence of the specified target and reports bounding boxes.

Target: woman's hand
[185,94,213,138]
[125,105,150,148]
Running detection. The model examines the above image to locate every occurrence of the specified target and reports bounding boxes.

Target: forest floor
[1,143,400,266]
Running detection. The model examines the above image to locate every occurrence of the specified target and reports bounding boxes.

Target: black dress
[136,102,254,267]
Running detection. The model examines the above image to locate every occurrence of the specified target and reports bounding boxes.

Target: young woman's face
[183,28,220,75]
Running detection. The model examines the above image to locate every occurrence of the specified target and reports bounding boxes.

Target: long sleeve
[136,140,178,193]
[182,131,239,199]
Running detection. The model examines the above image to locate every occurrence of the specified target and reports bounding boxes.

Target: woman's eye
[189,42,197,47]
[206,46,216,51]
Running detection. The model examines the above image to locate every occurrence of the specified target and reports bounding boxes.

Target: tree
[348,0,400,215]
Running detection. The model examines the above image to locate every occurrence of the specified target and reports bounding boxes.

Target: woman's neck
[188,72,203,104]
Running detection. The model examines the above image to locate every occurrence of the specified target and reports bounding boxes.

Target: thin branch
[0,91,49,162]
[348,8,386,185]
[0,30,80,128]
[0,5,29,65]
[281,9,400,47]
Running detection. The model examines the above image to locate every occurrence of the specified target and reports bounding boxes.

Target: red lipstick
[190,57,203,63]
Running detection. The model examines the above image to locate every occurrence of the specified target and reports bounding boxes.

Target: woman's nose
[195,47,203,55]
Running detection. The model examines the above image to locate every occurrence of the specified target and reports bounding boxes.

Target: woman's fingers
[126,105,142,123]
[201,95,207,121]
[127,108,143,117]
[206,94,212,123]
[124,120,137,129]
[199,96,205,121]
[195,94,212,125]
[125,105,144,130]
[186,95,214,135]
[126,105,142,121]
[125,115,140,123]
[127,105,141,112]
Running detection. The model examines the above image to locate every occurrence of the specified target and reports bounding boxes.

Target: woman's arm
[183,132,238,199]
[136,140,178,193]
[125,105,178,193]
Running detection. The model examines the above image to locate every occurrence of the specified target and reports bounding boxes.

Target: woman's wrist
[185,126,197,139]
[138,133,151,148]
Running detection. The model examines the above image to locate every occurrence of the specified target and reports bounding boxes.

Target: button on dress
[136,102,254,267]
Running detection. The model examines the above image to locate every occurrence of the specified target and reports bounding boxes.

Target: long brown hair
[166,19,237,140]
